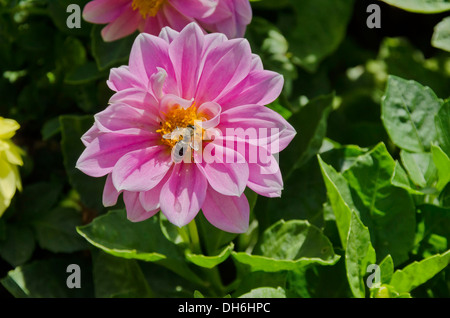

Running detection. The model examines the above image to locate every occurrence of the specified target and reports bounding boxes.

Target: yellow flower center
[132,0,165,18]
[157,105,201,148]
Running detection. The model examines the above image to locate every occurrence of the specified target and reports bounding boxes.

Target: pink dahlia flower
[76,23,296,233]
[83,0,252,42]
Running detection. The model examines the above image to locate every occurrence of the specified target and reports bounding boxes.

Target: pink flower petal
[82,0,129,24]
[103,174,120,207]
[129,33,177,94]
[198,0,233,24]
[81,122,101,147]
[217,70,284,109]
[169,0,218,20]
[195,38,252,105]
[233,0,253,36]
[198,0,251,38]
[219,104,296,153]
[251,54,264,71]
[169,22,205,100]
[247,149,283,198]
[197,101,221,129]
[95,103,160,134]
[139,171,170,211]
[108,88,160,113]
[100,7,142,42]
[112,146,173,192]
[107,66,146,92]
[160,2,195,32]
[160,163,207,227]
[123,191,159,222]
[149,67,168,100]
[158,26,180,43]
[76,133,154,178]
[196,141,249,197]
[201,32,228,58]
[139,15,160,35]
[202,186,249,233]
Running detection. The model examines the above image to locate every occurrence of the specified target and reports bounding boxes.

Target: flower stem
[187,219,202,255]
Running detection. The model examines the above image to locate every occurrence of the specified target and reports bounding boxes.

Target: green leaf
[267,100,292,120]
[281,93,334,177]
[17,182,62,221]
[239,287,286,298]
[245,17,298,94]
[435,101,450,156]
[376,38,450,98]
[431,143,450,191]
[159,214,185,246]
[419,204,450,242]
[193,290,205,298]
[345,212,376,298]
[31,207,88,253]
[378,254,394,285]
[342,143,416,264]
[92,250,152,298]
[432,17,450,52]
[91,25,136,70]
[60,115,105,211]
[0,223,35,267]
[138,261,199,297]
[64,62,108,85]
[55,36,87,74]
[391,161,426,195]
[285,268,311,298]
[381,75,443,153]
[261,157,326,233]
[319,143,369,173]
[318,155,355,249]
[232,220,340,272]
[379,0,450,13]
[77,210,204,286]
[41,117,61,140]
[233,271,287,297]
[440,183,450,207]
[400,150,437,188]
[71,83,102,113]
[186,243,234,269]
[286,0,355,72]
[1,258,93,298]
[390,250,450,293]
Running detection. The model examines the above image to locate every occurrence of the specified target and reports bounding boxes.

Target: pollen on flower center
[132,0,165,18]
[157,105,201,148]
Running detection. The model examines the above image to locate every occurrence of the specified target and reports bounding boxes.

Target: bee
[163,125,200,163]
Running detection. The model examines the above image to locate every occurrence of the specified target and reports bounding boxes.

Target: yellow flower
[0,117,24,217]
